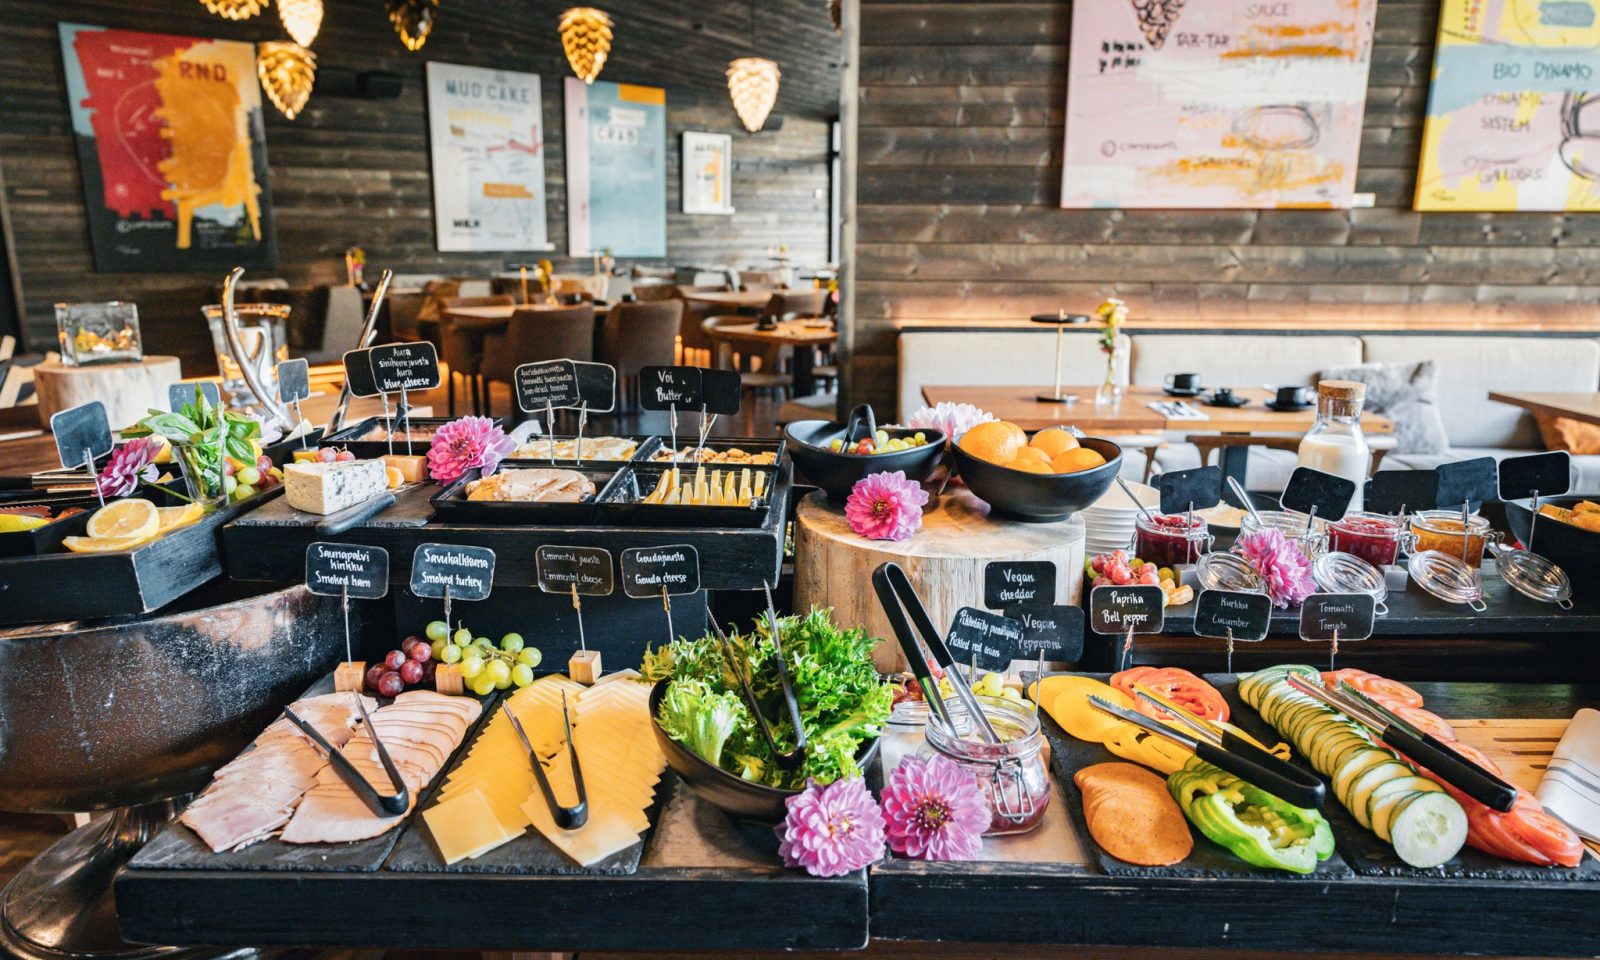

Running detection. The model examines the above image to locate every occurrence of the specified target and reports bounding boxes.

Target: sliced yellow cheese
[422,786,520,864]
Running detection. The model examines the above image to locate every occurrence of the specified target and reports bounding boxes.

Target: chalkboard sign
[984,560,1056,609]
[342,348,380,399]
[1089,585,1166,635]
[514,360,581,412]
[168,381,221,412]
[639,367,702,410]
[1005,604,1085,663]
[620,544,700,598]
[1281,466,1356,523]
[1192,589,1271,643]
[1365,469,1439,517]
[535,545,615,596]
[700,369,743,416]
[50,401,113,471]
[573,361,617,414]
[944,606,1025,673]
[1499,451,1571,503]
[1298,593,1376,642]
[1158,465,1222,516]
[367,342,441,393]
[305,542,389,599]
[410,543,495,601]
[1435,457,1498,513]
[276,359,311,405]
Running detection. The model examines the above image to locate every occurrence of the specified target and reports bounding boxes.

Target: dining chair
[480,305,597,418]
[598,300,683,409]
[675,285,728,366]
[763,289,822,320]
[703,316,791,405]
[438,295,514,416]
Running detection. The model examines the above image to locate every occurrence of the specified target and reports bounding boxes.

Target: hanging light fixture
[278,0,323,47]
[827,0,841,31]
[199,0,266,20]
[387,0,441,51]
[559,8,613,84]
[727,57,780,132]
[257,42,316,120]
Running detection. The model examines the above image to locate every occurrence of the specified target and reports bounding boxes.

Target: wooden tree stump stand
[793,488,1085,674]
[33,356,182,430]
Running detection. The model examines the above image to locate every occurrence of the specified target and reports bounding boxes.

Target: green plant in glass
[123,386,262,509]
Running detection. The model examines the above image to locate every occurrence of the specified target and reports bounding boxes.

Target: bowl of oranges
[951,421,1121,522]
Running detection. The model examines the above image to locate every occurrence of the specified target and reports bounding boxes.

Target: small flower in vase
[1094,297,1128,405]
[881,754,990,860]
[426,416,516,484]
[845,470,929,541]
[775,778,886,877]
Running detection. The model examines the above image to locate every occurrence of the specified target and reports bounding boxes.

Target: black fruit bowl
[1504,494,1600,599]
[783,420,945,502]
[952,436,1123,523]
[648,679,882,822]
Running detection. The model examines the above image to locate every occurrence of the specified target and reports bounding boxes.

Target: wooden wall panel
[846,0,1600,413]
[1,0,840,367]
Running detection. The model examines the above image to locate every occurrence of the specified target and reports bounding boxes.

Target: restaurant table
[680,289,773,312]
[1489,390,1600,427]
[441,301,604,332]
[706,319,837,396]
[922,385,1394,495]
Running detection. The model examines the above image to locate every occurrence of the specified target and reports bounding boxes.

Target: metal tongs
[285,697,409,817]
[704,583,809,771]
[1285,673,1518,812]
[505,696,589,830]
[1087,692,1325,809]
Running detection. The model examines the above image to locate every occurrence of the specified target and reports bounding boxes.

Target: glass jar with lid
[1239,509,1326,562]
[1297,380,1370,512]
[1134,512,1213,567]
[1408,510,1499,568]
[919,694,1050,837]
[1327,511,1412,567]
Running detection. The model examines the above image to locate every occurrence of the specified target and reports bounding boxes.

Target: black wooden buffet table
[115,681,1600,956]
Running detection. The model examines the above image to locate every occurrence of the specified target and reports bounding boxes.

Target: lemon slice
[62,532,157,554]
[156,502,204,532]
[85,498,159,541]
[0,514,49,533]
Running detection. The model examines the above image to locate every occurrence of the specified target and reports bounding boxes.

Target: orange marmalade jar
[1408,510,1498,568]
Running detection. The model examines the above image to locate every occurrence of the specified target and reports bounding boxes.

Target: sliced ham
[280,786,411,845]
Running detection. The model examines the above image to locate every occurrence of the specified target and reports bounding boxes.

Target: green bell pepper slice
[1168,758,1334,874]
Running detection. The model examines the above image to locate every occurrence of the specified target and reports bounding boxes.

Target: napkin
[1535,707,1600,841]
[1147,400,1210,421]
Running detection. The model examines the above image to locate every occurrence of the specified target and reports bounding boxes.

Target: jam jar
[1134,513,1213,567]
[1238,509,1325,562]
[1327,511,1410,567]
[920,695,1050,836]
[1408,510,1499,568]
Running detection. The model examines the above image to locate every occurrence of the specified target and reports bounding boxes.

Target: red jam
[1328,513,1403,567]
[1135,513,1212,567]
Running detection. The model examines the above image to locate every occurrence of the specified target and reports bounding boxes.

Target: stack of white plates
[1081,481,1159,558]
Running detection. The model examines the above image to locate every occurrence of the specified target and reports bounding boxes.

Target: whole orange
[1051,447,1108,474]
[1029,428,1080,458]
[1012,447,1053,470]
[960,421,1024,465]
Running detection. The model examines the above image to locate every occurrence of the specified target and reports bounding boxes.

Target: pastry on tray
[651,445,777,465]
[465,468,596,503]
[513,436,637,461]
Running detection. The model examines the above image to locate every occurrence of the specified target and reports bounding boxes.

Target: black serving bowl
[783,419,945,502]
[952,436,1123,523]
[1504,494,1600,599]
[648,679,882,822]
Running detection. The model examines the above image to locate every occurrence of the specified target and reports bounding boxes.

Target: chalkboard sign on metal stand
[1089,584,1165,671]
[1007,604,1085,670]
[621,543,700,648]
[276,359,312,449]
[1365,469,1439,520]
[537,544,614,682]
[411,543,496,633]
[306,541,390,664]
[50,401,113,509]
[984,560,1056,609]
[1281,466,1357,537]
[368,342,442,457]
[1192,589,1271,673]
[1299,593,1376,670]
[1498,451,1571,552]
[639,366,702,463]
[695,369,742,458]
[168,381,222,414]
[1436,457,1499,568]
[945,606,1025,675]
[1158,465,1222,518]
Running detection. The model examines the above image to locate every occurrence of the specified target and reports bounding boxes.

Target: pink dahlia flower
[845,470,929,541]
[881,754,990,860]
[426,416,516,484]
[1235,528,1317,609]
[97,437,162,499]
[905,402,995,445]
[775,778,886,877]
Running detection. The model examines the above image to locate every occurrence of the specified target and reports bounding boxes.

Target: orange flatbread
[1074,762,1193,866]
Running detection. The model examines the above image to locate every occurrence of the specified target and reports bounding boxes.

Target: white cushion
[1129,335,1363,389]
[1361,336,1600,449]
[1381,447,1600,494]
[897,330,1130,421]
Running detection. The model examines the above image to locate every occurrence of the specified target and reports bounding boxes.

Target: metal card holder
[505,697,588,830]
[285,696,409,817]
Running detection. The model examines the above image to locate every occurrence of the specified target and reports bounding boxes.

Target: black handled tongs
[703,584,809,770]
[286,697,409,817]
[1285,674,1518,812]
[505,695,589,830]
[872,562,1001,744]
[1089,692,1325,809]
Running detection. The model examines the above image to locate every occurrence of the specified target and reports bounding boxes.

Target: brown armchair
[437,295,513,416]
[598,300,683,410]
[480,306,598,417]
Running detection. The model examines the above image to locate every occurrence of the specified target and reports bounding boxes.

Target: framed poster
[59,23,277,272]
[1060,0,1377,209]
[682,131,734,215]
[564,77,667,257]
[1415,0,1600,212]
[425,62,551,251]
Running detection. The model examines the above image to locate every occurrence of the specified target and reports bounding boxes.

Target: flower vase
[1095,362,1122,408]
[176,445,227,511]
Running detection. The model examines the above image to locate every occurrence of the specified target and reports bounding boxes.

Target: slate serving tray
[429,463,622,526]
[324,417,490,460]
[1210,673,1600,882]
[599,462,779,529]
[0,498,94,557]
[1036,671,1353,880]
[643,436,787,466]
[131,677,494,874]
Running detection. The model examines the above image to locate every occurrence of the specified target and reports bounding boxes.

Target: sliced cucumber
[1333,748,1393,800]
[1389,791,1468,868]
[1347,761,1410,828]
[1369,777,1438,842]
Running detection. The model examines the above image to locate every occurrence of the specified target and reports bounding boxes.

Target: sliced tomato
[1389,703,1455,741]
[1502,803,1584,868]
[1465,802,1553,865]
[1112,666,1229,723]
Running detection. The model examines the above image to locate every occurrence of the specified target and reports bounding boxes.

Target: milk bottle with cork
[1297,380,1369,512]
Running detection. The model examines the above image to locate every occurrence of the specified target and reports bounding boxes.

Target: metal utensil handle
[842,403,877,446]
[763,581,810,758]
[220,268,292,427]
[874,563,1002,744]
[871,563,957,733]
[353,694,412,815]
[705,600,804,769]
[329,269,393,433]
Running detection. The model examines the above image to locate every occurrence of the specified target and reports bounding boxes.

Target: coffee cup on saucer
[1164,372,1203,395]
[1273,385,1312,408]
[1211,386,1236,403]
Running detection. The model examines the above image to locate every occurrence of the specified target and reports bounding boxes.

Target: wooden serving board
[1038,672,1353,880]
[1211,675,1600,882]
[1451,718,1569,792]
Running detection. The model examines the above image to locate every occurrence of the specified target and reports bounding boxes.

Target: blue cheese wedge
[284,460,388,515]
